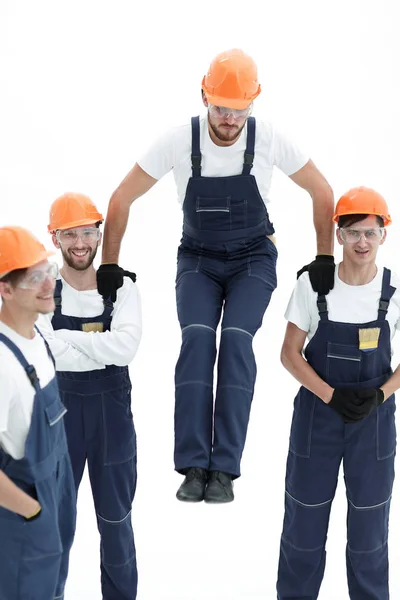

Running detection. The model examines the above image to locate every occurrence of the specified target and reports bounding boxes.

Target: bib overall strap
[191,116,202,178]
[316,294,329,321]
[53,278,114,315]
[378,267,396,320]
[0,333,41,391]
[242,116,256,176]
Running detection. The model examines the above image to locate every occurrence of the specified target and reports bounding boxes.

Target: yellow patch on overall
[82,322,104,333]
[359,327,380,351]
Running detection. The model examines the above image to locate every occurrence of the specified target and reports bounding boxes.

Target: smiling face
[52,224,101,271]
[337,214,386,267]
[0,260,57,315]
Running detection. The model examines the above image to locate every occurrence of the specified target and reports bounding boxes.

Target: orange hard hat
[202,48,261,110]
[0,226,55,277]
[333,187,392,226]
[48,192,103,232]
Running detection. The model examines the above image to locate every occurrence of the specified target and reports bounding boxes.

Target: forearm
[36,317,106,372]
[380,363,400,400]
[281,348,333,403]
[102,192,131,264]
[55,327,141,366]
[312,187,335,255]
[102,163,158,264]
[0,471,40,518]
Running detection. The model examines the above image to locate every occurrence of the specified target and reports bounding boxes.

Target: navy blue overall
[277,268,397,600]
[52,280,137,600]
[0,330,76,600]
[174,116,278,478]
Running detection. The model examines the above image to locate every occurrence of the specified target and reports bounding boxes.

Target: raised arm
[102,163,157,264]
[290,160,335,295]
[290,159,334,256]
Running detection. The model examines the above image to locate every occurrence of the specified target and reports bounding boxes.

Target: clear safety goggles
[339,227,384,244]
[208,103,252,120]
[56,227,101,245]
[18,262,59,290]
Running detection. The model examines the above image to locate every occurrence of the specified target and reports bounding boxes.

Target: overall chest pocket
[196,196,231,230]
[326,342,361,384]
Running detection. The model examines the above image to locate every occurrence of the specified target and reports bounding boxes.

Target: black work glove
[96,264,137,302]
[329,388,384,423]
[297,255,335,295]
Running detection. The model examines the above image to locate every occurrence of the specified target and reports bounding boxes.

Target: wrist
[23,501,41,520]
[316,254,334,262]
[379,386,388,402]
[321,385,334,404]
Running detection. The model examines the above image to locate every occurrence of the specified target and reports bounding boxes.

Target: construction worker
[36,193,142,600]
[96,48,335,504]
[0,226,76,600]
[277,187,399,599]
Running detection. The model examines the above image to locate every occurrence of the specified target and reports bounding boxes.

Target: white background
[2,1,400,598]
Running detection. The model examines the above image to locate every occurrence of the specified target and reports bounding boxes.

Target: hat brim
[203,92,254,110]
[48,218,103,233]
[333,211,392,226]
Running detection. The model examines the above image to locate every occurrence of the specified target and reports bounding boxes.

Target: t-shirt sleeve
[284,273,313,333]
[272,126,310,176]
[137,127,176,180]
[390,272,400,332]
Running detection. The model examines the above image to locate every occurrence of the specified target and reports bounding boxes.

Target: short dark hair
[338,214,384,228]
[0,267,28,288]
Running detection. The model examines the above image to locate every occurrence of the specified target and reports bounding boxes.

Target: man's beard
[208,117,246,143]
[61,245,98,270]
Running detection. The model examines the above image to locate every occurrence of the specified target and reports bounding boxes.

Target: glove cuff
[315,254,335,264]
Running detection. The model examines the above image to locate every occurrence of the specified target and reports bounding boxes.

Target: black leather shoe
[204,471,234,504]
[176,468,208,502]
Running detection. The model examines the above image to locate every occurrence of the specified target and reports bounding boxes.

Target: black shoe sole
[176,495,204,503]
[204,496,234,504]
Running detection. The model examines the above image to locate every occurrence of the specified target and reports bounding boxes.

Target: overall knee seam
[97,509,132,524]
[282,534,325,553]
[347,494,391,511]
[103,553,136,568]
[217,384,253,394]
[221,327,253,339]
[286,490,333,508]
[347,539,388,554]
[176,380,213,388]
[181,324,216,334]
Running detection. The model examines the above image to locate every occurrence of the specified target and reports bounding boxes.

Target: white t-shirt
[0,321,55,459]
[285,266,400,342]
[36,276,142,371]
[138,116,309,207]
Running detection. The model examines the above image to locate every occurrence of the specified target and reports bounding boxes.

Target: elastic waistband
[183,221,270,243]
[57,371,129,395]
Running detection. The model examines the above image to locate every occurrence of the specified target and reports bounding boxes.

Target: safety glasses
[339,227,384,244]
[56,227,101,245]
[208,103,252,120]
[18,262,59,290]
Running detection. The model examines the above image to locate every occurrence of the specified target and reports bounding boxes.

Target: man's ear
[52,233,61,249]
[0,281,12,300]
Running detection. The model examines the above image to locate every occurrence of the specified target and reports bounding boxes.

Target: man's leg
[344,398,396,600]
[87,386,137,600]
[209,239,277,481]
[277,394,343,599]
[174,250,224,474]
